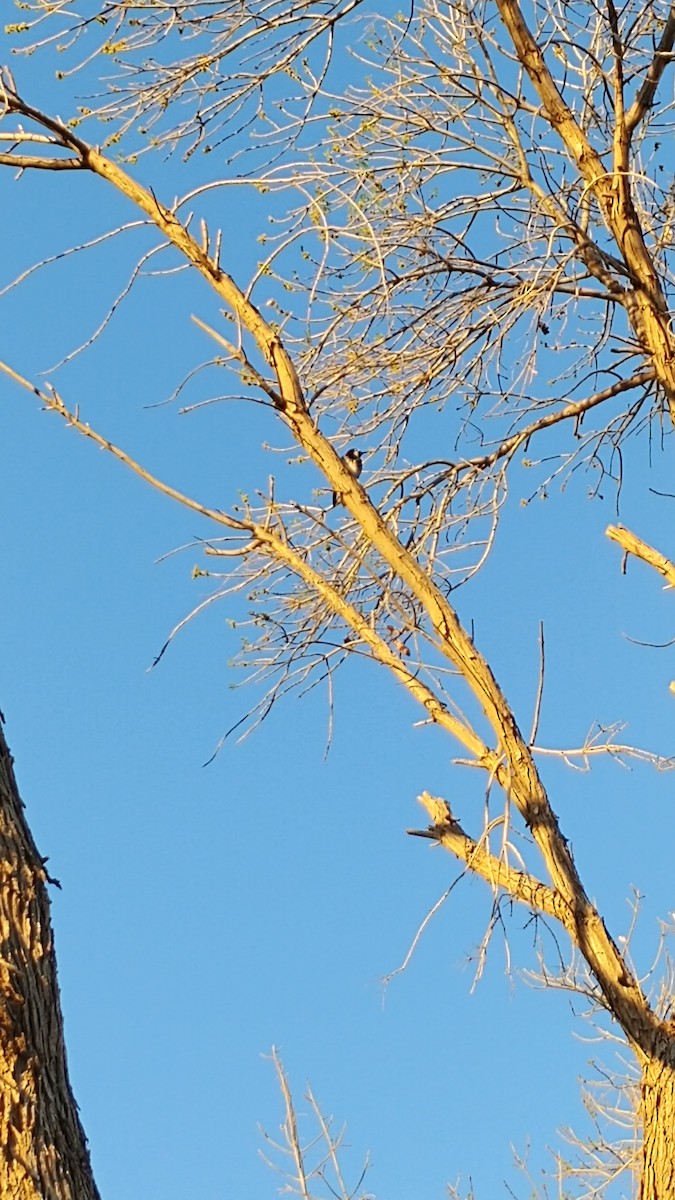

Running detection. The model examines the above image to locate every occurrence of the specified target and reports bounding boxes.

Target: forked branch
[409,792,567,923]
[0,84,667,1063]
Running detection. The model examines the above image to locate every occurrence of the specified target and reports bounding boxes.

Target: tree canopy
[3,1,675,1197]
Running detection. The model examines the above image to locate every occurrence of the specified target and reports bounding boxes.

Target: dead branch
[409,792,568,925]
[606,524,675,590]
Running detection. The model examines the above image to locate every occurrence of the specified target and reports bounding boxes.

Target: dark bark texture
[0,721,98,1200]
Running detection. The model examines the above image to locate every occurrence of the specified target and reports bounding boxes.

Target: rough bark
[3,44,675,1191]
[641,1051,675,1200]
[0,721,98,1200]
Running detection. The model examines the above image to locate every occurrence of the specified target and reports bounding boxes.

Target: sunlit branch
[0,356,489,762]
[625,10,675,137]
[409,792,568,924]
[0,153,80,170]
[606,524,675,590]
[0,53,669,1058]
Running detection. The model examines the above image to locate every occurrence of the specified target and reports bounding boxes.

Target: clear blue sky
[2,12,675,1199]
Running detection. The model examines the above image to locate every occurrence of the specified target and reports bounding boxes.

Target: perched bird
[332,448,363,507]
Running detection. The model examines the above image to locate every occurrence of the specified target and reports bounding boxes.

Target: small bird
[333,448,363,507]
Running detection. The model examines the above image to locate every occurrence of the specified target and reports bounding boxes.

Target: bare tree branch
[4,2,675,1190]
[607,524,675,590]
[409,792,566,923]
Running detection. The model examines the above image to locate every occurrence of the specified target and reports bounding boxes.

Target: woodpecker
[332,448,363,507]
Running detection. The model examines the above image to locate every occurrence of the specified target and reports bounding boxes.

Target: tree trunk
[640,1053,675,1200]
[0,720,98,1200]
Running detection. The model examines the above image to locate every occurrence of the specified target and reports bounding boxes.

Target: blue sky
[2,11,675,1199]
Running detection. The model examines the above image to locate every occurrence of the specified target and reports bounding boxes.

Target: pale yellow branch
[270,1048,311,1200]
[1,93,660,1057]
[606,524,675,590]
[495,0,607,192]
[625,10,675,137]
[0,359,243,531]
[0,355,487,761]
[411,792,568,924]
[496,0,675,415]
